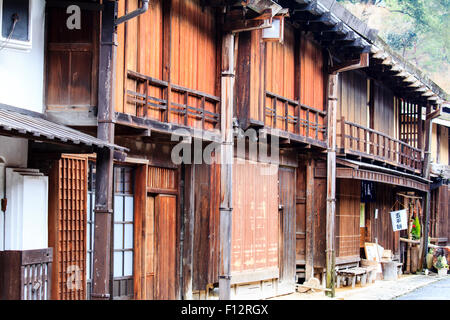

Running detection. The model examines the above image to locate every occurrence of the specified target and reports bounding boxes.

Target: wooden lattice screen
[48,155,88,300]
[399,99,422,149]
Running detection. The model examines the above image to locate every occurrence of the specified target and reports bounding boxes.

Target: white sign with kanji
[390,209,408,231]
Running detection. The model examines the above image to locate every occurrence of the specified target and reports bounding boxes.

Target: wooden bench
[336,267,369,289]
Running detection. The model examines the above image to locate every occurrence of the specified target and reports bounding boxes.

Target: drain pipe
[92,0,149,300]
[115,0,149,25]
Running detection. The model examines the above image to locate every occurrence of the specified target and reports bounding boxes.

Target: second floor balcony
[339,117,423,174]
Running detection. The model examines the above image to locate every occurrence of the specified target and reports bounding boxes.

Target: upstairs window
[0,0,31,51]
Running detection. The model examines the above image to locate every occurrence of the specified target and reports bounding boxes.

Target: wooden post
[92,0,117,300]
[305,156,315,280]
[326,72,338,297]
[420,104,433,271]
[219,32,235,300]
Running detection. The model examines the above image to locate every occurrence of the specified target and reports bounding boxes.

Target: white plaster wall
[0,0,45,113]
[0,136,28,167]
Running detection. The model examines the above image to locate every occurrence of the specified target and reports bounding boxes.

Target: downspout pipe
[115,0,149,25]
[92,0,148,300]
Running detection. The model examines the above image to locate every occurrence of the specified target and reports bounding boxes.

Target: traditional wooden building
[1,0,448,301]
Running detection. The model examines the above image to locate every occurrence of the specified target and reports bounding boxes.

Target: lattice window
[49,155,88,300]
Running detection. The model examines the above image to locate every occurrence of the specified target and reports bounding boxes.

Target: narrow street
[396,277,450,300]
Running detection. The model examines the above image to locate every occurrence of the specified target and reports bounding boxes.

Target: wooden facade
[31,0,449,301]
[235,28,327,147]
[116,0,220,131]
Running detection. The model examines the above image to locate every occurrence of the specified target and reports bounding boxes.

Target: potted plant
[435,256,449,277]
[410,216,421,240]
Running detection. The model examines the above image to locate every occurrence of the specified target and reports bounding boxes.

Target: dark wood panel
[45,6,98,107]
[313,160,327,268]
[336,179,361,259]
[192,162,220,291]
[296,164,306,264]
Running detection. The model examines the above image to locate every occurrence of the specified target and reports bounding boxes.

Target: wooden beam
[219,33,235,300]
[92,1,116,300]
[326,72,338,297]
[305,157,315,280]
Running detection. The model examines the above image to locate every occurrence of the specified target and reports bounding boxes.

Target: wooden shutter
[231,159,279,280]
[48,155,88,300]
[45,5,98,108]
[336,179,361,260]
[155,195,177,299]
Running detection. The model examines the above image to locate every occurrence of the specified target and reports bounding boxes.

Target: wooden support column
[219,32,235,300]
[305,156,315,280]
[420,103,433,270]
[92,0,117,300]
[326,72,338,297]
[182,164,195,299]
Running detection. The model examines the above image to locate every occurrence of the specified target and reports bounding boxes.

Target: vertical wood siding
[295,164,306,264]
[313,160,327,268]
[300,35,325,139]
[46,7,98,108]
[338,71,368,149]
[373,81,395,137]
[116,0,219,131]
[366,184,398,254]
[265,25,296,131]
[154,195,177,299]
[235,30,265,125]
[278,167,296,286]
[231,159,279,276]
[192,162,220,291]
[430,185,449,241]
[48,155,88,300]
[335,179,361,260]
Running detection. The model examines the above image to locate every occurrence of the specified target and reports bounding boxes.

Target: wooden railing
[339,117,423,172]
[0,248,52,300]
[264,91,327,142]
[126,70,220,131]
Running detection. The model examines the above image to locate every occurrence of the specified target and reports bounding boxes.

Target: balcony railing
[126,70,220,131]
[264,91,327,143]
[339,117,423,172]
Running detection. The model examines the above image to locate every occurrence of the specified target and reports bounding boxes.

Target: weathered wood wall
[235,29,265,126]
[295,163,306,265]
[192,162,220,291]
[297,159,327,269]
[431,124,449,165]
[116,0,220,130]
[430,185,449,242]
[313,160,327,268]
[46,5,98,108]
[372,80,396,137]
[278,166,296,289]
[338,70,368,149]
[365,183,399,255]
[231,159,279,281]
[300,35,325,140]
[335,179,361,262]
[264,25,296,132]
